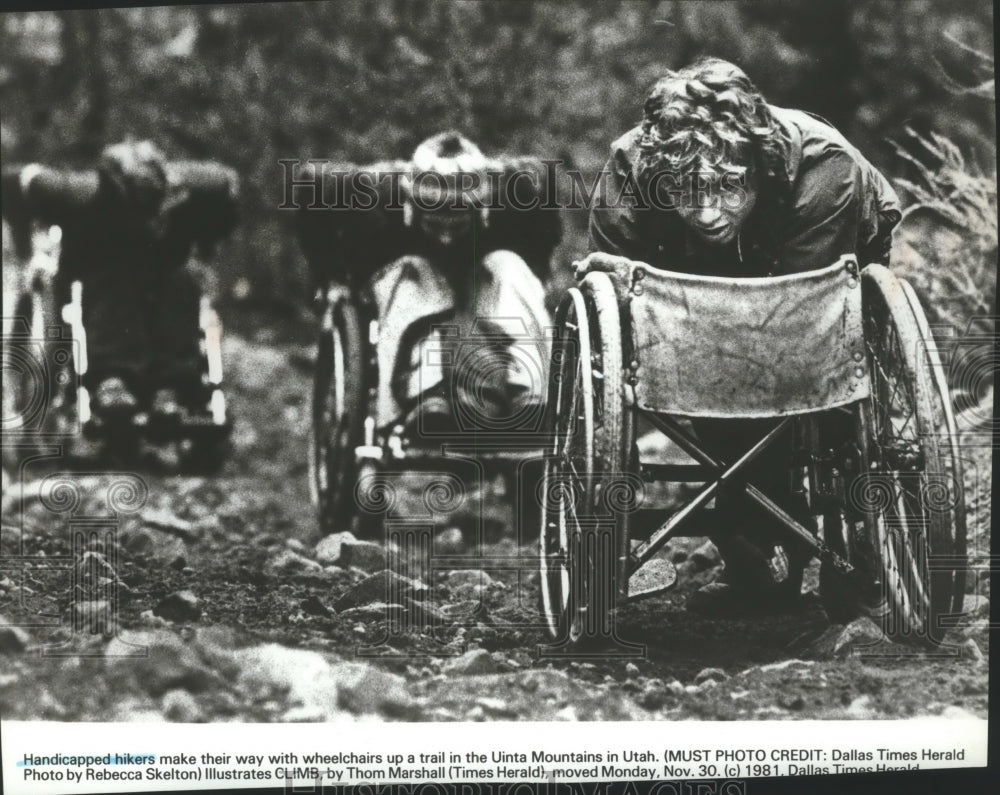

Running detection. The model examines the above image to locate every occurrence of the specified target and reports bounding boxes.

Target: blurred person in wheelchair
[6,140,239,426]
[583,57,902,615]
[297,131,560,439]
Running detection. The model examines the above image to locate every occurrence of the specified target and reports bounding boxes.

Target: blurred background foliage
[0,0,995,321]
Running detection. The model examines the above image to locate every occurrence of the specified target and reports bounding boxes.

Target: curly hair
[638,58,786,192]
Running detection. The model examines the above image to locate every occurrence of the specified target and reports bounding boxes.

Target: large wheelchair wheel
[539,272,625,644]
[309,289,366,535]
[854,265,967,646]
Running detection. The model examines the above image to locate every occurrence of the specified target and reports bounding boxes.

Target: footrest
[627,558,677,601]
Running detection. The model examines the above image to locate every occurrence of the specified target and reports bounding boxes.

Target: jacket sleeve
[588,145,650,262]
[165,161,240,257]
[778,148,864,273]
[3,165,102,259]
[295,160,407,288]
[17,166,101,225]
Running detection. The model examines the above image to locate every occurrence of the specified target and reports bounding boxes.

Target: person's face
[416,207,475,249]
[674,164,759,246]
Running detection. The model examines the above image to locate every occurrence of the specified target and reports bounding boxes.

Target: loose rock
[106,630,215,696]
[439,600,484,620]
[0,622,30,653]
[75,551,117,587]
[441,649,497,676]
[689,541,721,571]
[153,591,202,623]
[404,597,448,626]
[334,570,428,611]
[962,594,989,619]
[162,689,204,722]
[333,662,415,717]
[268,550,323,575]
[434,527,465,554]
[143,509,198,542]
[138,610,171,628]
[807,617,887,659]
[959,618,989,639]
[845,695,875,718]
[237,644,340,718]
[639,681,667,710]
[300,595,332,617]
[694,667,729,685]
[315,532,358,566]
[961,638,984,663]
[71,600,114,635]
[340,540,387,572]
[121,526,188,569]
[784,696,806,711]
[446,570,495,588]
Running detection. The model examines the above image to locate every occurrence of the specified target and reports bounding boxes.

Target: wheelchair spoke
[866,310,923,467]
[896,481,921,504]
[540,287,600,640]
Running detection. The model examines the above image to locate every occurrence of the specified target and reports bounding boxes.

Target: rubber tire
[858,265,966,646]
[539,272,626,646]
[309,292,366,536]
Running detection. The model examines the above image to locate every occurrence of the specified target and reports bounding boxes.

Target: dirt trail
[0,333,990,722]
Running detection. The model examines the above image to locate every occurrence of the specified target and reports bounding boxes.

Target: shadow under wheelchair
[609,586,831,677]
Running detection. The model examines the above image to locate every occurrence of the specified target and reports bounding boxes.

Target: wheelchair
[308,271,548,540]
[539,254,967,649]
[2,221,232,471]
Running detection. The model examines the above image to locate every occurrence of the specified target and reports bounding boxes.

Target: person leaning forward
[583,57,901,615]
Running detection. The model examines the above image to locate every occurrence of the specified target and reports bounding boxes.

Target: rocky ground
[0,331,991,723]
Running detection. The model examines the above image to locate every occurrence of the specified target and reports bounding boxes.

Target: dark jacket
[296,156,562,288]
[589,106,901,277]
[2,161,239,279]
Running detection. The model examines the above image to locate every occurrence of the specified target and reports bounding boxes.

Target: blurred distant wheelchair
[306,270,551,539]
[539,253,967,649]
[2,161,236,471]
[296,152,560,538]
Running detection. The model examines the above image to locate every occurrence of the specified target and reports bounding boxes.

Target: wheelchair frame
[2,223,232,470]
[539,257,967,650]
[308,281,546,539]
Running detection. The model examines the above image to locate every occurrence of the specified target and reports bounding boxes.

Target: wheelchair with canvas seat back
[298,153,560,540]
[308,261,552,539]
[1,163,236,472]
[539,253,967,649]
